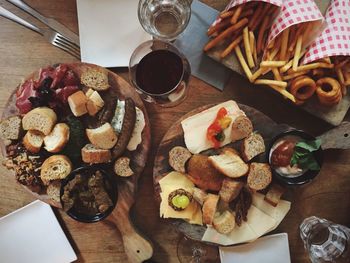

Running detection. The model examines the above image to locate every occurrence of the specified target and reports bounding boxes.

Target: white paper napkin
[219,233,291,263]
[76,0,151,67]
[0,200,77,263]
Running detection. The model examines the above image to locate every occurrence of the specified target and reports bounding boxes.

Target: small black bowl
[60,165,117,223]
[267,129,323,186]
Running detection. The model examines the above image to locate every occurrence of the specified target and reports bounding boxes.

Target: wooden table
[0,1,349,262]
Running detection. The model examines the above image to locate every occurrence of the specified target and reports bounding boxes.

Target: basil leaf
[295,139,321,152]
[297,155,320,171]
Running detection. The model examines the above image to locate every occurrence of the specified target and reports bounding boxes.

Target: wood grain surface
[0,1,349,263]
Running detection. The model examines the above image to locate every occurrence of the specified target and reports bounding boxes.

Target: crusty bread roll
[86,90,104,116]
[208,148,249,178]
[213,210,236,234]
[114,157,134,177]
[40,155,72,185]
[81,144,111,164]
[202,194,219,225]
[68,91,88,117]
[22,107,57,135]
[231,115,253,141]
[44,123,70,153]
[86,123,118,150]
[169,146,192,173]
[247,162,272,191]
[23,130,44,153]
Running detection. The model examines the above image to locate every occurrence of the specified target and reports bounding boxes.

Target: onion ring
[316,77,342,106]
[289,76,316,101]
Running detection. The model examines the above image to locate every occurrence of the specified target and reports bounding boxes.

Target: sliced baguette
[0,115,22,140]
[46,180,61,203]
[169,146,192,173]
[114,157,134,177]
[22,107,57,135]
[44,123,70,153]
[264,184,285,207]
[231,115,253,141]
[208,148,249,178]
[192,187,208,206]
[247,162,272,191]
[81,68,110,91]
[213,210,236,234]
[23,130,44,153]
[241,132,265,161]
[202,194,219,225]
[81,144,111,164]
[40,155,72,185]
[86,123,118,150]
[68,91,88,117]
[219,178,244,203]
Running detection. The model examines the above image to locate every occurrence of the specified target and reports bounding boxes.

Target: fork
[0,6,80,59]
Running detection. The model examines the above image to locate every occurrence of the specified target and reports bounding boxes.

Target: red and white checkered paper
[303,0,350,64]
[212,0,283,27]
[266,0,324,52]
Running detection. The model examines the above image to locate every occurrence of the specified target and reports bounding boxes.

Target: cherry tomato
[271,140,296,167]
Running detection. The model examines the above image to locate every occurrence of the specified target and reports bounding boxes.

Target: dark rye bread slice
[168,146,192,173]
[114,157,134,177]
[231,115,253,141]
[0,115,22,140]
[241,132,265,161]
[247,162,272,190]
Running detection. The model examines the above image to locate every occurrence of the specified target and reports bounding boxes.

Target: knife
[6,0,80,46]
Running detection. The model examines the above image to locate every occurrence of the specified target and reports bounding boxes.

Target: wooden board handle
[317,122,350,150]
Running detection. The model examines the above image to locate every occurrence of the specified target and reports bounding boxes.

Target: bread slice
[247,162,272,191]
[86,123,118,150]
[241,132,265,161]
[81,144,111,163]
[23,130,44,153]
[202,194,219,225]
[213,210,236,234]
[169,146,192,173]
[44,123,70,153]
[86,90,104,116]
[46,180,61,203]
[81,68,110,91]
[0,115,22,140]
[68,91,88,117]
[192,187,208,206]
[40,155,72,185]
[219,178,244,203]
[114,157,134,177]
[22,107,57,135]
[208,148,249,178]
[264,184,285,207]
[231,115,253,141]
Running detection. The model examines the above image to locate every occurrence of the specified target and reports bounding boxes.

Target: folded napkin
[174,0,232,91]
[219,233,291,263]
[0,200,76,263]
[76,0,151,67]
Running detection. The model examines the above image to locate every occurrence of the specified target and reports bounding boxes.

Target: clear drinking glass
[138,0,192,41]
[129,39,191,107]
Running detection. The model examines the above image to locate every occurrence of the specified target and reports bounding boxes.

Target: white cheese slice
[127,107,145,151]
[181,100,245,154]
[187,201,203,225]
[252,192,291,231]
[246,205,277,237]
[202,222,258,246]
[159,171,194,189]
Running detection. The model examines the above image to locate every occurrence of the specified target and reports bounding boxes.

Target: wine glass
[138,0,192,41]
[177,234,220,263]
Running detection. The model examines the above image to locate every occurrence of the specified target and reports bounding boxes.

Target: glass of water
[138,0,192,41]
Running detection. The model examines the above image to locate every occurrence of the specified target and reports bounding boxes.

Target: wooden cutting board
[206,0,350,126]
[153,103,290,244]
[0,63,153,263]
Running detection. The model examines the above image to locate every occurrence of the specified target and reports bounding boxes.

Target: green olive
[172,195,190,209]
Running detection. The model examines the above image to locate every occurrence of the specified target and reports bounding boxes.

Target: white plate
[219,233,291,263]
[0,200,77,263]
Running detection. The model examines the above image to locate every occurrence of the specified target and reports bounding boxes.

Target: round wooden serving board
[1,62,153,262]
[153,103,291,245]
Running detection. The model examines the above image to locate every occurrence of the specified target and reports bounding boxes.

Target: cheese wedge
[245,205,276,237]
[181,100,245,154]
[127,107,145,151]
[252,192,291,231]
[159,171,194,189]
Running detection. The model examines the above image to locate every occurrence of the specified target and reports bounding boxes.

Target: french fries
[204,3,349,106]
